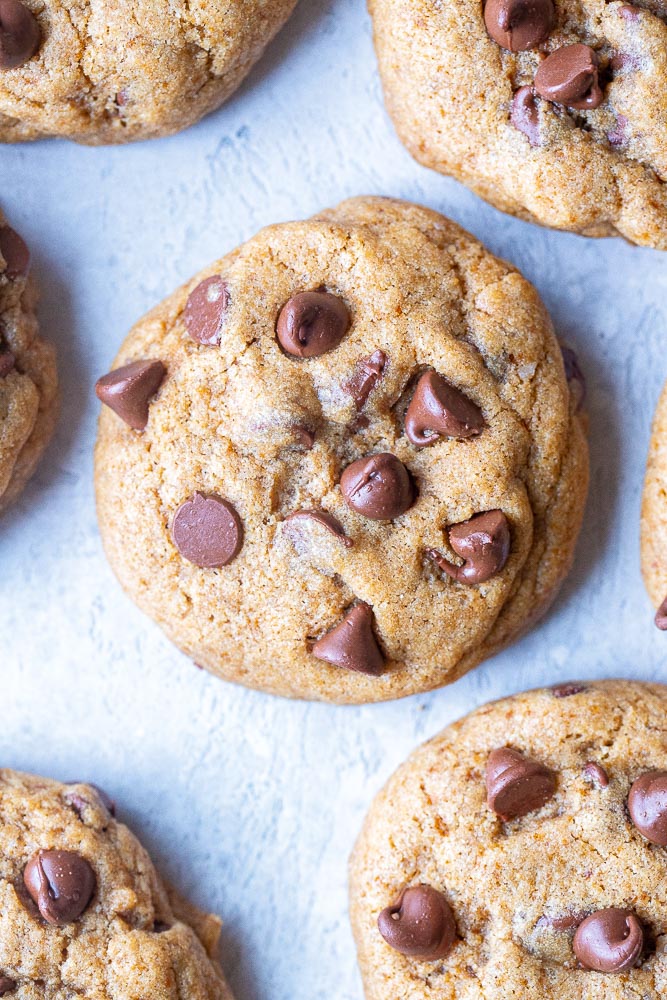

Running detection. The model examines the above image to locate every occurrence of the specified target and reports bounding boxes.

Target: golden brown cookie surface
[0,211,58,515]
[94,196,588,703]
[0,769,233,999]
[350,680,667,999]
[369,0,667,248]
[641,380,667,627]
[0,0,298,144]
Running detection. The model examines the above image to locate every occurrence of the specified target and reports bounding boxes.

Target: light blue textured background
[1,1,667,997]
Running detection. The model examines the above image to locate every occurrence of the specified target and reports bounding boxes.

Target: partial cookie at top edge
[0,0,298,144]
[369,0,667,248]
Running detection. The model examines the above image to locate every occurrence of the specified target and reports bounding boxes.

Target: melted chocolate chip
[340,453,414,520]
[484,0,555,51]
[427,510,510,585]
[536,911,587,932]
[0,224,30,280]
[24,850,95,925]
[276,291,350,358]
[293,425,316,449]
[628,770,667,845]
[0,978,16,996]
[655,596,667,630]
[378,885,457,960]
[95,360,166,431]
[573,909,644,973]
[345,350,386,410]
[0,0,40,71]
[510,86,540,146]
[608,113,630,147]
[311,603,384,675]
[561,346,586,412]
[486,747,557,820]
[551,681,586,697]
[584,762,609,788]
[65,782,116,818]
[284,509,353,547]
[184,276,229,346]
[581,762,608,788]
[405,371,484,447]
[171,492,243,568]
[534,44,604,110]
[0,351,15,378]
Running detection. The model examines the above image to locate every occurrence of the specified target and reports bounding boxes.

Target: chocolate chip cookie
[0,768,234,999]
[94,196,588,703]
[350,680,667,998]
[641,380,667,628]
[0,211,58,514]
[369,0,667,248]
[0,0,298,144]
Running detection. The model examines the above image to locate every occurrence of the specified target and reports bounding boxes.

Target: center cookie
[94,196,588,703]
[369,0,667,248]
[350,680,667,998]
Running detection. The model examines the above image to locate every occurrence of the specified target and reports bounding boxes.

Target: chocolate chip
[486,747,556,820]
[65,782,116,818]
[0,978,16,996]
[0,0,40,71]
[184,276,229,346]
[534,44,604,110]
[152,921,171,933]
[608,112,630,146]
[378,885,457,960]
[276,291,350,358]
[311,603,384,675]
[405,371,484,447]
[655,596,667,630]
[284,509,353,547]
[293,425,316,449]
[171,492,243,568]
[24,849,95,925]
[628,770,667,845]
[340,453,414,520]
[510,86,540,146]
[619,3,640,20]
[0,224,30,280]
[0,351,15,378]
[551,681,586,697]
[610,50,638,72]
[95,359,166,431]
[573,909,644,973]
[484,0,555,51]
[536,911,587,932]
[561,346,586,412]
[345,350,386,410]
[427,510,510,585]
[584,762,609,788]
